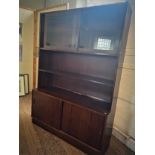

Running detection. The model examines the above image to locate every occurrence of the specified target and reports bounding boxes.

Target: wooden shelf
[40,47,118,57]
[39,69,114,87]
[38,86,112,112]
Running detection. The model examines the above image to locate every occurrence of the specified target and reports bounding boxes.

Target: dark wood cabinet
[62,101,106,149]
[32,90,62,129]
[32,2,131,155]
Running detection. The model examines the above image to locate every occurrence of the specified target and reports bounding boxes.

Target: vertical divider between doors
[60,100,64,130]
[76,10,81,52]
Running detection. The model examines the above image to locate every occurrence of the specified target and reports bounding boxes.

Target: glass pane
[45,11,79,49]
[79,5,125,52]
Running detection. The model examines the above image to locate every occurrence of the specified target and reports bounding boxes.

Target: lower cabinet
[62,101,106,149]
[32,90,108,154]
[32,90,62,129]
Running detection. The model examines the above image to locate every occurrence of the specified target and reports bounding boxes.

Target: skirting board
[112,127,135,151]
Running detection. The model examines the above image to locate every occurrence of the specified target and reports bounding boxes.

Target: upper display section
[44,10,79,51]
[40,2,128,54]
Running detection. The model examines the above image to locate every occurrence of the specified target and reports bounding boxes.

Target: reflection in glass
[45,11,78,49]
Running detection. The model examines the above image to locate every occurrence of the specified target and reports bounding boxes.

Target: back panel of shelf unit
[39,51,118,81]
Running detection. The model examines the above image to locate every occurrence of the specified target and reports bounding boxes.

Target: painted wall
[19,9,34,91]
[113,3,135,150]
[20,0,44,10]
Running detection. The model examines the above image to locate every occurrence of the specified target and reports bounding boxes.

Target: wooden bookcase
[32,2,131,154]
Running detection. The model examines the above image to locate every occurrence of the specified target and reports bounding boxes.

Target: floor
[19,94,134,155]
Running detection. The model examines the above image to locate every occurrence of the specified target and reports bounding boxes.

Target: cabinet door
[78,4,127,53]
[43,10,80,50]
[32,90,62,129]
[62,101,106,149]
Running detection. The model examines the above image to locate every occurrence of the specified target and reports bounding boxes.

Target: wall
[113,2,135,150]
[20,0,76,9]
[19,8,34,91]
[20,0,44,10]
